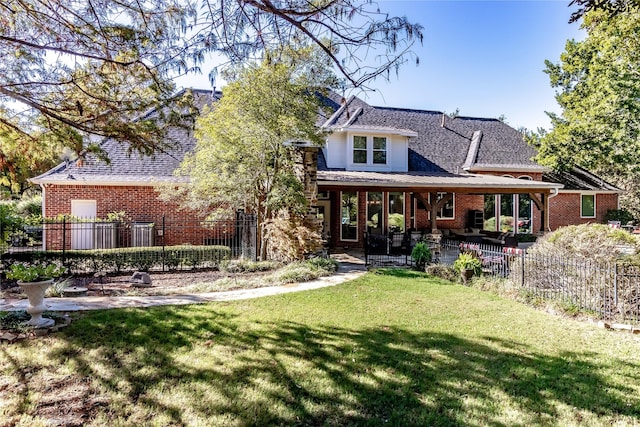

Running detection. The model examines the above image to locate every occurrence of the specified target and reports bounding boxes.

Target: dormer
[324,125,417,172]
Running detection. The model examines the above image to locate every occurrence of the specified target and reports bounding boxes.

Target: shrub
[221,259,281,273]
[272,258,338,284]
[304,256,338,272]
[425,264,457,282]
[605,209,635,225]
[411,242,431,270]
[1,245,232,274]
[15,193,42,217]
[528,223,638,261]
[46,278,72,297]
[263,215,323,262]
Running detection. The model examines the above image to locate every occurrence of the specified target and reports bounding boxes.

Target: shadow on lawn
[4,305,639,426]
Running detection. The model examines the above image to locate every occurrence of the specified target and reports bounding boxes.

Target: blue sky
[175,1,585,131]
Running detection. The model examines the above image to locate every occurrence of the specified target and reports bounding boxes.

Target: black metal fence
[1,213,257,273]
[441,238,640,325]
[512,254,640,325]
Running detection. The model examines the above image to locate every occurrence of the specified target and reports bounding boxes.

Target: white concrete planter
[18,279,55,328]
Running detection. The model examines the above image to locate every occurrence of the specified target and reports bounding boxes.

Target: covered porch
[315,170,562,251]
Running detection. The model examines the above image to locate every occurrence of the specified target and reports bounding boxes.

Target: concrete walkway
[0,256,367,312]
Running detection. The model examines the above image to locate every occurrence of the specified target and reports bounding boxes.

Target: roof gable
[323,98,542,174]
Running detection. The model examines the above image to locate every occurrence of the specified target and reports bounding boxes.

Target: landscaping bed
[2,269,270,298]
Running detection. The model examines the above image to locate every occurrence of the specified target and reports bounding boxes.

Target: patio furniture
[454,232,485,244]
[389,232,407,255]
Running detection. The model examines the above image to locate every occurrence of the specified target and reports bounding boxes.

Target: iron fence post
[161,216,166,272]
[520,251,525,288]
[62,216,67,264]
[614,262,618,307]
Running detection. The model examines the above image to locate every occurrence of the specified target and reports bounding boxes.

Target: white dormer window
[373,137,387,164]
[351,135,388,166]
[353,136,367,164]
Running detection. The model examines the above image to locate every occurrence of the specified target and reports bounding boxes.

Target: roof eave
[464,165,548,173]
[327,126,419,137]
[30,176,188,186]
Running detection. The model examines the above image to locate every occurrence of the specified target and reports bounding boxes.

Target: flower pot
[18,279,55,328]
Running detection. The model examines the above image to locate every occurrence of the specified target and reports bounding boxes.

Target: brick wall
[43,184,191,220]
[549,192,619,230]
[42,184,225,249]
[412,193,484,231]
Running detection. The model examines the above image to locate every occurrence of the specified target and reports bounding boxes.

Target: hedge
[1,245,231,275]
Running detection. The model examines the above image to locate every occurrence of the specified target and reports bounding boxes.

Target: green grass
[2,268,640,426]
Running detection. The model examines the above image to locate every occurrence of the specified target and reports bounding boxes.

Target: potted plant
[453,253,482,284]
[411,242,432,271]
[6,263,66,328]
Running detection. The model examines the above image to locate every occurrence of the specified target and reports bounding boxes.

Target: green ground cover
[2,269,639,426]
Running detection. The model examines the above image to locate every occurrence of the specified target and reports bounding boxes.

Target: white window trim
[372,136,387,165]
[348,134,389,168]
[340,191,359,242]
[352,135,367,165]
[580,193,597,218]
[428,192,456,220]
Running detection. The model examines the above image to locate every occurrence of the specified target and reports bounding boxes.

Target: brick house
[30,89,620,251]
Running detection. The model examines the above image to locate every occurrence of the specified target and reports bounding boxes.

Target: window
[486,176,535,233]
[581,194,596,218]
[353,136,367,164]
[341,191,358,240]
[367,192,383,234]
[388,192,405,232]
[484,195,496,231]
[517,176,533,233]
[351,135,388,166]
[500,193,514,232]
[429,192,455,220]
[373,137,387,164]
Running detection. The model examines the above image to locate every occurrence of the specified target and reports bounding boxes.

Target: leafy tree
[533,10,640,217]
[568,0,639,23]
[0,0,199,157]
[1,0,421,159]
[172,50,333,259]
[0,121,63,195]
[195,0,423,88]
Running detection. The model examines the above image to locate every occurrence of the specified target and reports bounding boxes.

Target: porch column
[429,192,439,233]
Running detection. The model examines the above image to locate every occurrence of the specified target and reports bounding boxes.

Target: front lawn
[1,269,639,426]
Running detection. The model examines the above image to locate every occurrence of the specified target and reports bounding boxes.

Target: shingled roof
[543,167,620,192]
[321,95,543,174]
[30,89,614,194]
[31,89,220,185]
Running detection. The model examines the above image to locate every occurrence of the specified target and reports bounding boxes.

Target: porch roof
[317,170,563,194]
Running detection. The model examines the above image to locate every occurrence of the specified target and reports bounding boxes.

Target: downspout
[545,187,560,232]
